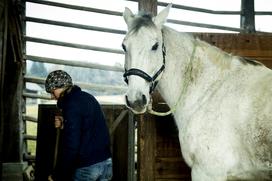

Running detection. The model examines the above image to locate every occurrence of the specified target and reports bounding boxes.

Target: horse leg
[191,166,227,181]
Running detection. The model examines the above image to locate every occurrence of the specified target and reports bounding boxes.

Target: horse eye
[122,44,127,52]
[151,42,159,51]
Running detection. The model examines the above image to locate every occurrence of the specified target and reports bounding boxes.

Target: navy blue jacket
[54,85,111,180]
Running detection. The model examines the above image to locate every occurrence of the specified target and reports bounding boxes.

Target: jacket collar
[57,85,81,109]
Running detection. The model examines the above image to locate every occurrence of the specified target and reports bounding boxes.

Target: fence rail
[27,0,123,16]
[26,55,124,72]
[24,76,127,93]
[25,36,124,54]
[23,114,38,123]
[25,17,126,35]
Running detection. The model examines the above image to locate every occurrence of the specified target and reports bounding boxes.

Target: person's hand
[48,175,54,181]
[54,115,64,129]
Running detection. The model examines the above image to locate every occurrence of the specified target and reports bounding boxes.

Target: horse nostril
[142,94,147,105]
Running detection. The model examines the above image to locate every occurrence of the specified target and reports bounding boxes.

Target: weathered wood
[102,105,131,181]
[25,36,124,54]
[27,0,123,16]
[26,55,124,72]
[1,0,24,164]
[168,18,243,32]
[127,111,135,181]
[35,105,62,181]
[138,113,156,181]
[25,17,126,35]
[195,33,272,68]
[137,1,158,180]
[139,0,157,15]
[0,0,7,177]
[240,0,255,33]
[2,162,27,181]
[155,158,191,179]
[154,115,191,180]
[24,76,127,93]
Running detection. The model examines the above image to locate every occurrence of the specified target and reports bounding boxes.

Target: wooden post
[137,1,157,180]
[0,0,8,178]
[127,111,135,181]
[138,114,156,181]
[240,0,255,33]
[1,0,24,163]
[139,0,157,15]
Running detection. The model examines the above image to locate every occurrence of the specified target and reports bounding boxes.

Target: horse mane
[195,36,264,69]
[196,39,234,70]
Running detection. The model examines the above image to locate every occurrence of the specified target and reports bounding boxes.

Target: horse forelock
[129,12,155,34]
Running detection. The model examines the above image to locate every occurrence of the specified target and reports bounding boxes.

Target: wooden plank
[240,0,255,33]
[156,139,181,157]
[155,157,191,179]
[154,114,191,180]
[138,113,156,181]
[139,0,157,15]
[25,36,124,54]
[26,55,124,72]
[196,33,272,56]
[102,105,131,181]
[195,33,272,68]
[35,105,61,181]
[138,1,157,181]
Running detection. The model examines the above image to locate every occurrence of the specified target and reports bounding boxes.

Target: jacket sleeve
[54,105,82,180]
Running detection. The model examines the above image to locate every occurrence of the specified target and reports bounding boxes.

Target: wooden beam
[137,1,157,181]
[25,17,126,35]
[25,36,124,54]
[139,0,157,15]
[26,55,124,72]
[0,0,8,177]
[240,0,255,33]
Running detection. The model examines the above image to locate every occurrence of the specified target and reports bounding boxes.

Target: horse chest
[175,105,234,167]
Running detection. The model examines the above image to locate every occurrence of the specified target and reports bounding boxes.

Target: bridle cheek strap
[123,43,166,93]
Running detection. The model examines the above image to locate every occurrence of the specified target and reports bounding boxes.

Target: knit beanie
[45,70,73,93]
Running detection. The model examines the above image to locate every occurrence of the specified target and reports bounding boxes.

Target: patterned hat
[45,70,73,93]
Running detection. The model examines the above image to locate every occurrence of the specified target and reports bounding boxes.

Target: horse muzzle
[125,93,148,114]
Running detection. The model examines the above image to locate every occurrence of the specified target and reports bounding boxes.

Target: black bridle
[123,43,166,93]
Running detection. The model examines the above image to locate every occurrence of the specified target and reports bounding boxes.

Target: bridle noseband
[123,43,166,93]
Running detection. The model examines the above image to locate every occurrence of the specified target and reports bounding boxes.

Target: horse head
[122,5,171,114]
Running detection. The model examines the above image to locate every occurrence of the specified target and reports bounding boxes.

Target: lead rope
[147,41,197,116]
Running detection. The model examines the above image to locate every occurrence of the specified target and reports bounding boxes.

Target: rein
[148,41,197,116]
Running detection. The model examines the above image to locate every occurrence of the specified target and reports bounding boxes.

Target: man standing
[45,70,112,181]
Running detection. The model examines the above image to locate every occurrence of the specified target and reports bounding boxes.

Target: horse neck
[158,27,231,109]
[157,27,196,108]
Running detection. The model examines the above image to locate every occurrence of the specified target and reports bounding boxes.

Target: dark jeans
[73,158,112,181]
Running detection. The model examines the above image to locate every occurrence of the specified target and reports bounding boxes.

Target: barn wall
[196,33,272,68]
[0,0,26,180]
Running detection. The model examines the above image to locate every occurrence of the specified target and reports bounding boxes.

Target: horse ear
[123,7,134,30]
[153,4,172,28]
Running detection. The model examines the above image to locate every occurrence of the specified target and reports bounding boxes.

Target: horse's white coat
[123,5,272,181]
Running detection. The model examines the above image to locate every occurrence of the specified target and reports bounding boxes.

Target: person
[45,70,112,181]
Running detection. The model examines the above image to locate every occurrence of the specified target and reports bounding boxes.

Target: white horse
[122,5,272,181]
